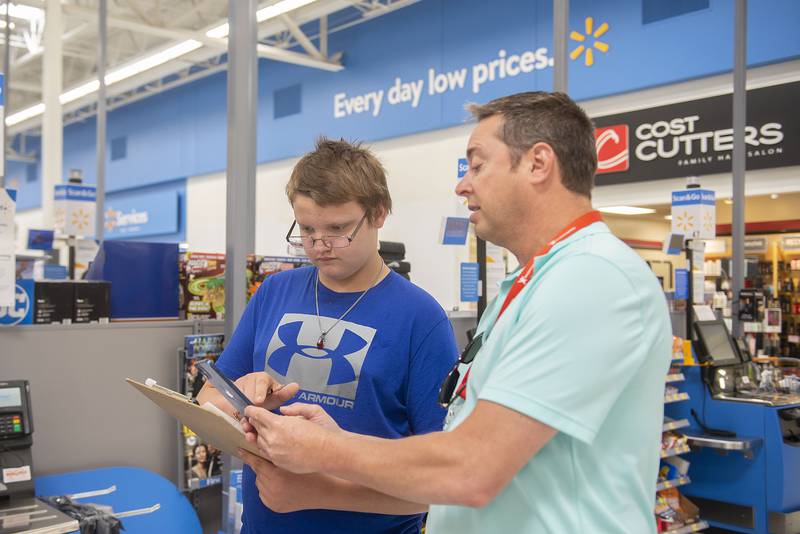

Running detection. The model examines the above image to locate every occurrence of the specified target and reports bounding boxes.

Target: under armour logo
[268,321,367,385]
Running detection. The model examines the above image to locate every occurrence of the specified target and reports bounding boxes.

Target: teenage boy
[198,137,457,534]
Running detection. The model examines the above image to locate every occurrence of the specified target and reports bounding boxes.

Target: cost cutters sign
[595,125,629,173]
[593,82,800,185]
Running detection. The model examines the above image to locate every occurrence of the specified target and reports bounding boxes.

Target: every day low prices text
[333,48,552,119]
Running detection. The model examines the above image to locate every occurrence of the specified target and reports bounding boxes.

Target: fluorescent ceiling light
[664,215,672,221]
[6,103,44,126]
[598,206,657,215]
[723,199,733,205]
[206,0,320,39]
[257,0,319,22]
[205,23,229,39]
[0,3,44,22]
[6,39,203,126]
[105,40,202,84]
[60,80,100,105]
[6,0,321,127]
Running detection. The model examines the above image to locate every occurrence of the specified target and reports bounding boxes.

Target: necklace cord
[315,257,385,347]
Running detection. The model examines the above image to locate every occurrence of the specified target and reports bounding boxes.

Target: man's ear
[522,142,558,187]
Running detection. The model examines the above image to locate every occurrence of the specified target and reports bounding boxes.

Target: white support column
[553,0,569,93]
[731,0,747,336]
[95,0,107,241]
[224,0,257,339]
[41,0,63,228]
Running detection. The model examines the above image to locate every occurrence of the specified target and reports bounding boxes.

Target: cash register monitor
[694,320,742,366]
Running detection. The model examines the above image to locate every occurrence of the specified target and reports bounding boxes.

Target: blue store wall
[11,0,800,222]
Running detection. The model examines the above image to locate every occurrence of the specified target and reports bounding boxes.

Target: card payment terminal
[0,381,33,441]
[0,380,34,501]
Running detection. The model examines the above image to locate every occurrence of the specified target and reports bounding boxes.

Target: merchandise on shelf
[777,260,800,357]
[661,432,688,452]
[655,489,702,533]
[185,334,225,361]
[655,337,706,533]
[180,252,226,320]
[246,255,309,301]
[34,281,74,324]
[181,334,225,490]
[0,280,35,326]
[72,281,111,324]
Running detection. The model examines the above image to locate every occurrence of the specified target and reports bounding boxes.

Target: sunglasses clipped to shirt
[438,332,484,408]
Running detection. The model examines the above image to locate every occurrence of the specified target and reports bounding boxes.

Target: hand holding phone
[196,360,252,417]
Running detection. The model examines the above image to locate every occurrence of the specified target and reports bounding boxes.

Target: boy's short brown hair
[286,137,393,222]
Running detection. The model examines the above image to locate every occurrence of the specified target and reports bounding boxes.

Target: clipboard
[126,378,267,461]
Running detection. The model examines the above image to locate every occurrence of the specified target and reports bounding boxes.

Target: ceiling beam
[125,0,160,27]
[9,81,41,93]
[7,0,431,133]
[62,4,343,71]
[12,22,89,69]
[173,0,222,27]
[279,14,323,60]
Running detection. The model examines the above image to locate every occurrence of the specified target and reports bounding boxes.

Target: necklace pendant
[317,335,325,349]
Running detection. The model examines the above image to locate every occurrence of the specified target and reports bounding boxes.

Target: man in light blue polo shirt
[426,217,672,533]
[241,92,672,533]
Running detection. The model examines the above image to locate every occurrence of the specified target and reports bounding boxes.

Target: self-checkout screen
[695,321,741,366]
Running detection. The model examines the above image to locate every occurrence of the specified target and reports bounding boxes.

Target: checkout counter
[0,378,193,534]
[0,381,78,533]
[666,319,800,534]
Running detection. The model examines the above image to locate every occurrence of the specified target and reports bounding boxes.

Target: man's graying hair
[467,92,597,197]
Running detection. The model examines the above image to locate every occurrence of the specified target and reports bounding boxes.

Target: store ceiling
[4,0,418,133]
[611,192,800,224]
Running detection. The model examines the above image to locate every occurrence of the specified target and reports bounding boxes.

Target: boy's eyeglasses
[286,214,368,249]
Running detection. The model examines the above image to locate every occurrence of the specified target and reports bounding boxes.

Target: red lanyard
[457,210,603,399]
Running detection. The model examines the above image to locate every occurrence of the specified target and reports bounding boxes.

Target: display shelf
[664,392,690,404]
[0,318,226,331]
[666,373,685,383]
[662,418,690,432]
[656,476,691,491]
[661,444,690,459]
[664,520,709,534]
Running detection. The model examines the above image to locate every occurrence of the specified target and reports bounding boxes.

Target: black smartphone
[196,360,252,416]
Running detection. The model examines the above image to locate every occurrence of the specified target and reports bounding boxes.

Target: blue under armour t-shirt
[216,266,458,534]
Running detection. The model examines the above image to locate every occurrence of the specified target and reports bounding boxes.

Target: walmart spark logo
[570,17,610,67]
[71,207,91,231]
[675,212,695,232]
